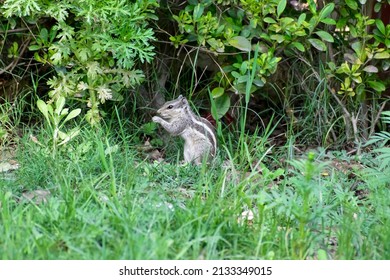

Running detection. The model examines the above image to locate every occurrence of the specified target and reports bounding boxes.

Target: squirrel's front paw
[152,116,161,123]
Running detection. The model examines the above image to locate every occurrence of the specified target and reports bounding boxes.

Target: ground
[0,125,389,259]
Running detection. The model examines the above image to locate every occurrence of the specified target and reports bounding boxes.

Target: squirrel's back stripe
[186,106,217,155]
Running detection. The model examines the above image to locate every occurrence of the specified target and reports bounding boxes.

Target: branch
[154,39,248,56]
[369,100,388,138]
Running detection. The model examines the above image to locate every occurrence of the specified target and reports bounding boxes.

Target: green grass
[1,119,389,260]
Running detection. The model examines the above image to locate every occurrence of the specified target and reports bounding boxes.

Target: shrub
[169,0,390,145]
[1,0,159,124]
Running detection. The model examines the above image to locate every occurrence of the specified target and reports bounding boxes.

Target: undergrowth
[1,114,389,260]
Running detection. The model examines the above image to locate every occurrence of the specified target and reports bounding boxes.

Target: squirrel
[152,95,217,165]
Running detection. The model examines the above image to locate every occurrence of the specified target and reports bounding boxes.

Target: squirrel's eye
[167,105,173,109]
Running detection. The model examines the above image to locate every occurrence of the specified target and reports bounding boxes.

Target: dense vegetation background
[0,0,389,260]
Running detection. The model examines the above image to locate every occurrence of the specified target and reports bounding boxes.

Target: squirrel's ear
[182,97,189,105]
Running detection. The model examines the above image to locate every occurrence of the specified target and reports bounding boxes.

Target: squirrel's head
[157,95,189,120]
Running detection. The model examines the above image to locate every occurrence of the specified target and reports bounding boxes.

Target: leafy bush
[2,0,159,124]
[169,0,390,144]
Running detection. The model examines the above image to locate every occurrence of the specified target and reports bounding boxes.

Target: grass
[1,115,389,260]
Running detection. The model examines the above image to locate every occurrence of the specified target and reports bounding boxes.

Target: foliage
[169,0,390,144]
[365,111,390,172]
[366,111,390,147]
[334,17,389,98]
[1,0,158,125]
[0,95,28,146]
[0,103,10,142]
[36,96,81,157]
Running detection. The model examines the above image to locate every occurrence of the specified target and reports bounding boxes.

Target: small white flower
[97,85,112,103]
[77,82,89,91]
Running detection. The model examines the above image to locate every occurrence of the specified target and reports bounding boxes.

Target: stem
[369,101,388,138]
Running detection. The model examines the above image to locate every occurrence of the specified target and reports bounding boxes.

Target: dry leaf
[238,209,254,226]
[21,190,51,204]
[29,134,39,143]
[147,149,163,161]
[0,161,19,172]
[138,140,154,152]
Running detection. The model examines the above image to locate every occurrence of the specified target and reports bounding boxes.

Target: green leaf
[193,4,204,21]
[214,93,230,119]
[308,0,317,14]
[58,129,80,146]
[351,41,363,58]
[40,28,48,42]
[240,61,248,75]
[291,42,305,52]
[308,16,318,32]
[58,130,68,140]
[207,38,224,52]
[320,18,336,25]
[49,27,57,42]
[315,31,334,42]
[374,52,390,59]
[336,62,351,74]
[277,0,287,18]
[345,0,358,10]
[253,78,265,87]
[386,39,390,49]
[375,19,386,35]
[55,96,66,115]
[319,3,335,20]
[308,38,327,51]
[270,34,285,43]
[77,48,90,62]
[383,59,390,71]
[279,17,294,26]
[237,75,248,84]
[263,17,276,24]
[295,30,307,36]
[368,81,386,92]
[60,108,69,117]
[64,108,81,123]
[47,102,53,117]
[37,100,49,122]
[297,13,306,26]
[211,87,225,98]
[374,3,381,13]
[29,45,41,51]
[363,65,378,73]
[228,36,251,52]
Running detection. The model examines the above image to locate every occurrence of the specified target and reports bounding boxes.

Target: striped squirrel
[152,95,217,165]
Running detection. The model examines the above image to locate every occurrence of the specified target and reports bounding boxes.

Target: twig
[369,100,388,138]
[208,52,237,92]
[174,46,196,93]
[0,26,35,34]
[295,53,356,141]
[154,40,248,56]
